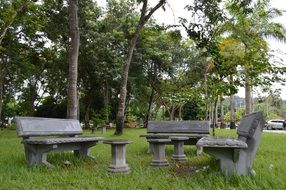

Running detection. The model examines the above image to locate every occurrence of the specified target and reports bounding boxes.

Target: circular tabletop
[169,136,189,141]
[147,138,171,143]
[103,139,133,145]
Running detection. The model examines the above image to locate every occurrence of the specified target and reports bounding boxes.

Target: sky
[98,0,286,98]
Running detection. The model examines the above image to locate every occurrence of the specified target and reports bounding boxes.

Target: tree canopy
[0,0,285,130]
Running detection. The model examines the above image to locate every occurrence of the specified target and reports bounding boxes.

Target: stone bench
[140,120,210,154]
[196,111,265,175]
[14,116,103,167]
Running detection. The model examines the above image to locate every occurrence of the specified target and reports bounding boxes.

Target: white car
[265,119,285,130]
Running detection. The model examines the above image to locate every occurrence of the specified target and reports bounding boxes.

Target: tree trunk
[230,94,235,129]
[115,0,166,135]
[209,103,213,127]
[220,95,225,128]
[28,82,37,116]
[170,106,175,121]
[179,105,183,120]
[215,99,218,127]
[116,29,140,135]
[0,64,4,124]
[145,62,157,128]
[245,72,253,114]
[212,97,218,136]
[84,103,90,129]
[145,86,155,128]
[67,0,80,119]
[104,81,110,124]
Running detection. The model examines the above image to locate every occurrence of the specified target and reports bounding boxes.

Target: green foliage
[182,101,201,120]
[35,96,67,118]
[0,0,285,135]
[224,108,244,123]
[90,111,105,127]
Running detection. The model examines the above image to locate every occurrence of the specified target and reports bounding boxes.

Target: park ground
[0,128,286,190]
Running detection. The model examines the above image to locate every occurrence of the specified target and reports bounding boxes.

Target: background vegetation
[0,0,286,130]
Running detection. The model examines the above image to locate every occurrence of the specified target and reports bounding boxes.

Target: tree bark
[27,82,38,116]
[145,62,157,128]
[84,103,90,129]
[230,94,235,129]
[220,94,225,128]
[204,73,208,120]
[0,63,4,124]
[115,0,166,135]
[215,98,218,127]
[170,106,175,121]
[245,71,253,114]
[104,81,110,124]
[212,97,218,136]
[179,105,183,120]
[145,86,155,128]
[67,0,80,119]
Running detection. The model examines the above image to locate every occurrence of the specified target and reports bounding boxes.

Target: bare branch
[144,0,166,23]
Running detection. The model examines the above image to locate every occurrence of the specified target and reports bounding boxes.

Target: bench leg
[74,142,96,159]
[24,145,54,167]
[196,146,203,156]
[203,147,249,175]
[74,148,93,158]
[148,142,154,154]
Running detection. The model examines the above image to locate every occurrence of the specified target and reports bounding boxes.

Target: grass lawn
[0,127,285,190]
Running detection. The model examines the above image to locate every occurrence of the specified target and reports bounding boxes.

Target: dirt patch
[170,162,204,178]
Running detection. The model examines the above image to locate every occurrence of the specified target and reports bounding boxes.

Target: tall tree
[67,0,80,119]
[225,0,286,114]
[0,0,30,124]
[115,0,166,135]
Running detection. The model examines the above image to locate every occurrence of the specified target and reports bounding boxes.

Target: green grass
[0,128,285,190]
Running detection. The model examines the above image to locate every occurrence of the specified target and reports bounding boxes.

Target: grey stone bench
[196,111,265,175]
[14,116,103,167]
[140,120,210,153]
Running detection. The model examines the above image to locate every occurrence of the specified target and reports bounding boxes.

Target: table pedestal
[170,136,189,162]
[103,139,132,173]
[147,139,171,167]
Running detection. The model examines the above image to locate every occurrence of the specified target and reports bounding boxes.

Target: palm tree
[224,0,286,114]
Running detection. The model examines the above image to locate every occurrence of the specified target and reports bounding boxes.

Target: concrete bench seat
[196,111,265,176]
[197,137,248,148]
[14,116,103,167]
[23,137,100,145]
[140,133,207,138]
[140,120,210,153]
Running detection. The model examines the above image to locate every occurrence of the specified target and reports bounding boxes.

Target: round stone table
[147,138,171,167]
[103,139,133,173]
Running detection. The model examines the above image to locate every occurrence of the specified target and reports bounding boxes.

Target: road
[263,130,286,134]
